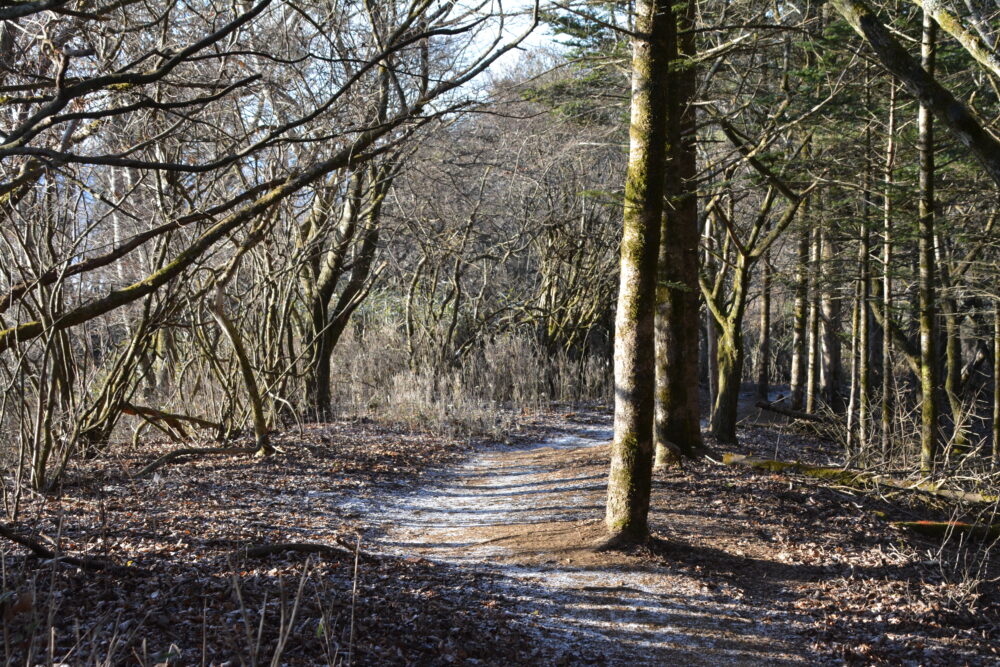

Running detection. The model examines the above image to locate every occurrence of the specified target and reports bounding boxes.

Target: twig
[240,540,379,562]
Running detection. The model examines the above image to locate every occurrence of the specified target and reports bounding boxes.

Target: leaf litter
[1,411,998,665]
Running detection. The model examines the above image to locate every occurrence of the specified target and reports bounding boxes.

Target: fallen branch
[0,523,139,574]
[893,521,1000,539]
[754,400,827,423]
[240,540,379,562]
[137,446,257,477]
[722,454,999,505]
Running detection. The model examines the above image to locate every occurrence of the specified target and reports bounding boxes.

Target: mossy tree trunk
[712,321,745,444]
[210,287,272,457]
[654,0,703,466]
[606,0,672,540]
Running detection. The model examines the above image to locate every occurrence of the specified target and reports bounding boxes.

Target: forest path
[350,412,817,665]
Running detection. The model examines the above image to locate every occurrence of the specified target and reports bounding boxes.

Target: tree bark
[857,84,873,451]
[940,286,968,451]
[711,323,744,443]
[917,11,939,474]
[994,304,999,463]
[790,221,810,410]
[820,229,845,412]
[756,255,772,401]
[606,0,671,540]
[805,227,821,413]
[655,0,703,465]
[882,83,898,461]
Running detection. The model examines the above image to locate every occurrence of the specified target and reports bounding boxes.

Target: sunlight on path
[346,417,814,665]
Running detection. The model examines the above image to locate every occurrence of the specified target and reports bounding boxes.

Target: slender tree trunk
[806,227,821,413]
[935,246,967,453]
[858,84,873,451]
[210,288,271,457]
[993,304,999,463]
[756,255,771,401]
[606,0,671,540]
[790,221,810,410]
[820,229,844,412]
[918,11,939,474]
[882,84,898,461]
[655,0,702,465]
[706,313,718,415]
[848,277,861,455]
[703,217,720,415]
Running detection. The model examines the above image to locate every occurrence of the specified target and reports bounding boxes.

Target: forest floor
[2,398,1000,665]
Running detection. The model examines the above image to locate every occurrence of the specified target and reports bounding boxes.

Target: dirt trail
[351,415,816,665]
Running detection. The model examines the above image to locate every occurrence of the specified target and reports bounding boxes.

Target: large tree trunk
[917,11,939,474]
[301,166,387,421]
[606,0,671,541]
[655,0,703,465]
[711,324,744,444]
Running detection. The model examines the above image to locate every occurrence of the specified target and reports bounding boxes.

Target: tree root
[0,523,141,574]
[137,446,258,477]
[723,454,999,505]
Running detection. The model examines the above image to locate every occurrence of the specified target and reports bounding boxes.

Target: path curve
[351,415,815,665]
